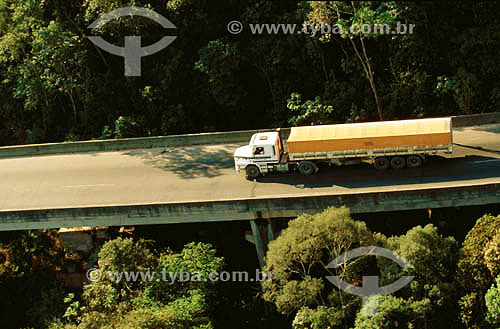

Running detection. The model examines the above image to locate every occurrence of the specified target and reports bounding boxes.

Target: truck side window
[254,147,264,155]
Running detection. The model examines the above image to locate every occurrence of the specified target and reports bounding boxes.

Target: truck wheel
[390,156,406,169]
[245,165,260,180]
[298,161,316,175]
[407,155,423,168]
[373,157,390,170]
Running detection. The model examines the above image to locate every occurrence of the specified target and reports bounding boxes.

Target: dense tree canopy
[262,208,469,329]
[0,1,498,145]
[49,238,224,329]
[1,210,500,328]
[262,207,386,329]
[457,214,500,329]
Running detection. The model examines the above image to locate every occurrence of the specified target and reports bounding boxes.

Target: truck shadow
[453,143,500,155]
[256,155,500,189]
[121,144,237,179]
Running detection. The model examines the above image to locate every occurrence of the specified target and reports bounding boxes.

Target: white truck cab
[233,131,285,179]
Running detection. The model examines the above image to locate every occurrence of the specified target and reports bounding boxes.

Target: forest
[0,1,499,146]
[1,207,500,329]
[1,1,500,328]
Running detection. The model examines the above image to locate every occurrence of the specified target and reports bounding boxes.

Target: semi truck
[233,117,453,180]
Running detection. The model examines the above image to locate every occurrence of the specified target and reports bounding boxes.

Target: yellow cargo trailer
[234,118,453,180]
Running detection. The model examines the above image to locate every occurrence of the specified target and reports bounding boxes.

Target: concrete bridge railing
[0,112,498,158]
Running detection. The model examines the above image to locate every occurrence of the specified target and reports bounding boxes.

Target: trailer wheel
[390,156,406,169]
[245,165,260,180]
[407,155,423,168]
[298,161,316,175]
[373,157,390,170]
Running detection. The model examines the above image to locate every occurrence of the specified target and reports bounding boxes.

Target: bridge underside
[0,183,498,232]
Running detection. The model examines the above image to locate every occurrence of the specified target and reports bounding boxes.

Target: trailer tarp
[287,117,452,154]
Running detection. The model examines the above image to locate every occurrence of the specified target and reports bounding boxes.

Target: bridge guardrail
[0,112,498,158]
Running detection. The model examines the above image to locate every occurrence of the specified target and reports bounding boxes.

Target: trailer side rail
[288,144,453,161]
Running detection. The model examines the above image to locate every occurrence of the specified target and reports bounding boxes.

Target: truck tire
[407,155,423,168]
[245,165,260,180]
[390,156,406,169]
[373,157,390,170]
[298,161,316,175]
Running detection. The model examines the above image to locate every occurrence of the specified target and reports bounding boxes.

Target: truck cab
[233,131,285,179]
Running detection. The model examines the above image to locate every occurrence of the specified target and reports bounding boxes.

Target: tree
[194,39,246,108]
[147,242,224,304]
[51,238,222,329]
[485,275,500,326]
[457,214,500,328]
[485,230,500,279]
[262,207,386,328]
[353,295,428,329]
[307,1,399,120]
[378,224,461,328]
[287,93,335,126]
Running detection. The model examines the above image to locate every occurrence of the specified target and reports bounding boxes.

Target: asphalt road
[1,124,499,211]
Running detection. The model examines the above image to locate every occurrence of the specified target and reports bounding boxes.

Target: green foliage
[97,237,155,274]
[485,275,500,326]
[114,116,145,139]
[98,125,114,139]
[380,224,460,328]
[0,1,499,144]
[485,230,500,279]
[63,293,83,323]
[194,40,245,107]
[263,208,469,329]
[306,1,400,120]
[262,207,385,327]
[292,305,342,329]
[353,295,428,329]
[287,93,335,126]
[65,131,81,142]
[0,229,64,276]
[1,5,86,137]
[458,214,500,328]
[50,239,220,329]
[148,242,224,303]
[435,68,479,114]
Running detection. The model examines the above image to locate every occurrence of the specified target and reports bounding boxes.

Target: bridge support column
[245,217,277,268]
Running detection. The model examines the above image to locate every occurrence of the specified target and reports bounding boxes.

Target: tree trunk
[68,90,77,124]
[367,71,384,121]
[348,37,384,121]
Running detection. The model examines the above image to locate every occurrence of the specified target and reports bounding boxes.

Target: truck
[233,117,453,180]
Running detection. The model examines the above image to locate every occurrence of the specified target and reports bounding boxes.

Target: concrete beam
[0,183,498,231]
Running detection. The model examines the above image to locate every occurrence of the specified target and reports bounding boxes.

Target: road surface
[0,124,499,211]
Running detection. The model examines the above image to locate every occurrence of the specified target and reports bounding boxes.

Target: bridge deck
[0,124,499,230]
